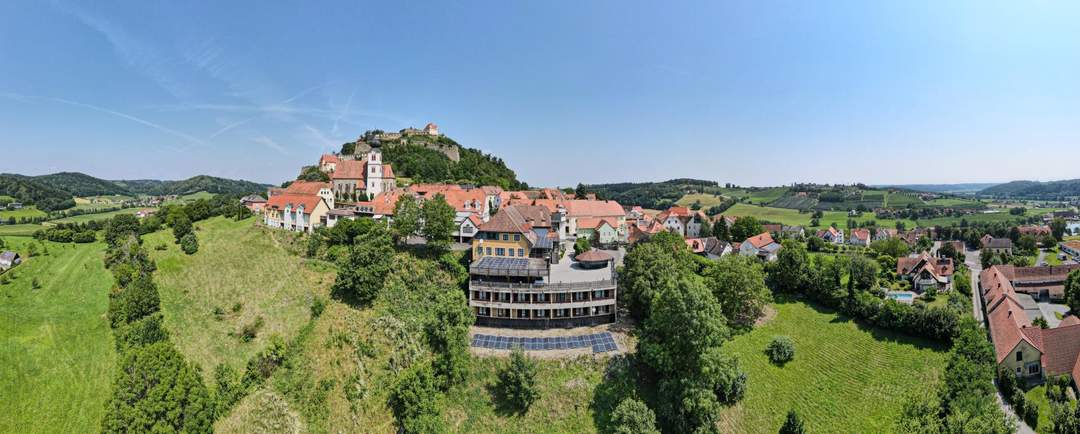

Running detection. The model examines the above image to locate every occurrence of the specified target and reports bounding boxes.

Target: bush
[154,243,168,251]
[311,296,326,318]
[212,306,225,320]
[107,276,161,328]
[498,347,539,414]
[574,237,592,256]
[239,316,264,342]
[101,342,213,433]
[766,335,795,364]
[780,409,806,434]
[180,232,198,255]
[113,313,169,353]
[610,398,660,434]
[388,362,443,434]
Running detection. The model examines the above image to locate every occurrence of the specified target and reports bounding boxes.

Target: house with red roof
[897,253,954,293]
[264,193,330,233]
[328,140,396,200]
[848,228,871,247]
[982,265,1080,386]
[739,232,782,261]
[657,206,707,238]
[576,217,620,244]
[815,226,844,244]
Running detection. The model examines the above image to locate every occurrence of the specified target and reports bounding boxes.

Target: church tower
[366,137,384,197]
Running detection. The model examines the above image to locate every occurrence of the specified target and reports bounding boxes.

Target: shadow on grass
[485,380,528,418]
[589,354,659,434]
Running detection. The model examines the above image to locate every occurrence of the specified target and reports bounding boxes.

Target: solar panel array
[471,332,618,353]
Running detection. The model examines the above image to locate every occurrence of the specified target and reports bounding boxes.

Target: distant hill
[579,179,719,209]
[113,175,269,196]
[980,179,1080,199]
[345,130,527,190]
[0,174,76,211]
[875,183,1000,194]
[32,172,133,197]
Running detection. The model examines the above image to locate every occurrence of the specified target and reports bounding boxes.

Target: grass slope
[0,224,43,237]
[721,203,917,229]
[49,207,145,224]
[718,300,948,433]
[144,216,331,382]
[0,239,115,433]
[0,205,48,220]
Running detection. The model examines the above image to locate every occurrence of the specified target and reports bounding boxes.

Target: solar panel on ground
[471,332,618,353]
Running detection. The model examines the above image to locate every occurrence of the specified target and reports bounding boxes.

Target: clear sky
[2,1,1079,187]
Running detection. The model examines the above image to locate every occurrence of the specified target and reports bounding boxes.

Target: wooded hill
[344,132,527,190]
[578,179,719,209]
[0,172,268,211]
[980,179,1080,200]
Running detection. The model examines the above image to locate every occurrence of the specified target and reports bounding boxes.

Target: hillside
[32,172,132,197]
[0,174,76,211]
[580,179,720,209]
[113,175,268,196]
[876,183,999,194]
[980,179,1080,199]
[349,132,526,190]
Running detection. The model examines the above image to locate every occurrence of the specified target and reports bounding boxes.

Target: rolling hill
[979,179,1080,199]
[113,175,268,196]
[32,172,132,197]
[0,174,77,211]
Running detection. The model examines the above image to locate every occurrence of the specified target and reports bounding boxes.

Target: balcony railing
[469,279,617,291]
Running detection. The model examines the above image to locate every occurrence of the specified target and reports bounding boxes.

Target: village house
[874,228,898,241]
[781,225,806,239]
[468,204,616,328]
[0,251,21,271]
[329,139,396,200]
[1018,225,1052,238]
[981,265,1080,386]
[896,253,954,293]
[816,226,844,244]
[988,263,1080,302]
[981,235,1014,255]
[656,206,707,238]
[241,195,267,213]
[686,237,732,260]
[740,232,782,261]
[576,218,620,245]
[319,154,339,173]
[263,194,330,233]
[513,198,624,243]
[848,228,871,247]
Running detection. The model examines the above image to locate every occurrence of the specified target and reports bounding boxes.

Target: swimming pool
[887,292,914,302]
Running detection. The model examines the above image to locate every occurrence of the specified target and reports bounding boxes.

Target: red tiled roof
[576,249,613,263]
[850,228,870,241]
[320,154,339,165]
[577,217,616,230]
[333,160,365,180]
[266,194,324,213]
[983,266,1041,363]
[1018,225,1052,236]
[745,232,776,249]
[897,253,954,280]
[284,181,331,195]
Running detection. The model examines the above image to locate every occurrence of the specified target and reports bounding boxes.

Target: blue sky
[2,1,1079,187]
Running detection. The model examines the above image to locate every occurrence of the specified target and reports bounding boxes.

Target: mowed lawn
[717,300,949,433]
[144,216,332,381]
[50,207,145,224]
[676,193,727,209]
[0,205,48,220]
[0,224,43,237]
[0,239,116,434]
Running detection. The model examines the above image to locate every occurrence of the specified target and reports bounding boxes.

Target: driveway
[1040,302,1069,328]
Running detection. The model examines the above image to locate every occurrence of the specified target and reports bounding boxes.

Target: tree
[180,233,199,255]
[426,288,474,390]
[770,240,810,293]
[172,214,193,244]
[806,236,826,252]
[713,216,731,241]
[332,225,395,305]
[848,255,880,291]
[574,236,592,256]
[620,231,695,320]
[766,336,795,364]
[420,194,456,251]
[101,342,213,434]
[108,275,161,328]
[730,216,764,242]
[640,275,730,377]
[895,221,906,232]
[610,398,660,434]
[871,237,910,258]
[780,409,805,434]
[388,361,444,434]
[703,255,773,330]
[1017,235,1038,255]
[392,195,421,243]
[697,217,712,239]
[1033,316,1049,329]
[938,242,959,261]
[1051,218,1068,241]
[1065,270,1080,314]
[104,214,141,248]
[498,347,539,414]
[915,236,933,253]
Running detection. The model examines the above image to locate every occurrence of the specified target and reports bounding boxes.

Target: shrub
[311,296,326,318]
[388,362,443,434]
[780,409,805,434]
[101,342,213,433]
[113,313,169,353]
[574,237,592,256]
[154,243,168,251]
[610,398,660,434]
[766,335,795,364]
[231,302,243,313]
[239,316,264,342]
[498,347,539,413]
[212,306,225,320]
[107,276,161,328]
[180,232,198,255]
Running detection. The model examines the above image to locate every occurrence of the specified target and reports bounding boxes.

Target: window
[476,247,483,256]
[508,249,514,257]
[535,293,546,302]
[1029,364,1040,374]
[518,249,524,257]
[502,233,509,241]
[486,247,492,255]
[518,309,530,318]
[1016,351,1023,362]
[495,248,506,256]
[514,234,521,241]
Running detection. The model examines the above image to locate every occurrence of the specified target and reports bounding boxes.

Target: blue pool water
[888,292,914,301]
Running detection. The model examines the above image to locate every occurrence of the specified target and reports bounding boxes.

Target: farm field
[720,203,916,229]
[143,216,331,383]
[0,205,47,221]
[0,224,43,237]
[915,207,1064,227]
[675,193,727,209]
[49,208,145,224]
[717,300,949,433]
[163,191,215,205]
[716,187,789,204]
[0,238,116,434]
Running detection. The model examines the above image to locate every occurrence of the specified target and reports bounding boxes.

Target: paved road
[966,249,1037,434]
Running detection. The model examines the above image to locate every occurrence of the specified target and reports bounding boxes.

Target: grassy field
[721,203,917,229]
[717,300,949,433]
[50,208,145,224]
[716,188,789,205]
[0,238,116,434]
[0,205,47,221]
[676,193,727,209]
[1025,385,1056,433]
[0,224,44,237]
[144,216,330,382]
[915,207,1062,227]
[163,191,215,205]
